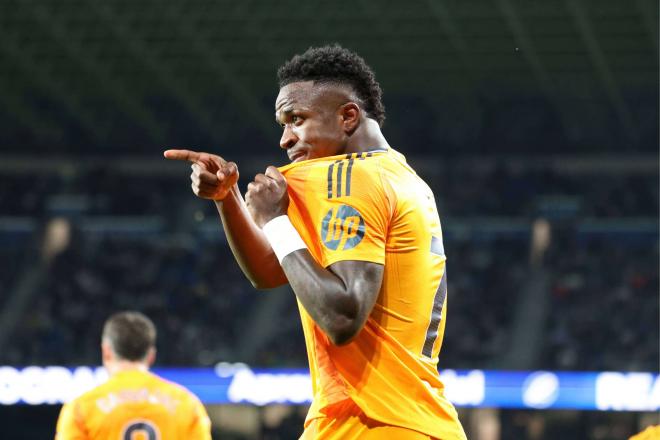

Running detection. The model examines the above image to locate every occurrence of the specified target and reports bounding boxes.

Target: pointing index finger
[163,149,201,163]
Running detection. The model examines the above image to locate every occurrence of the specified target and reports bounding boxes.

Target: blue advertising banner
[0,365,657,411]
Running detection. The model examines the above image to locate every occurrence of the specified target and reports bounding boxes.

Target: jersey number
[122,420,160,440]
[422,236,447,357]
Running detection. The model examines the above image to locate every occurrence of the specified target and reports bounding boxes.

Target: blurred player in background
[166,44,466,439]
[55,311,211,440]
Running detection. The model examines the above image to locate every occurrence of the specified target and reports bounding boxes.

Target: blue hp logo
[321,205,365,251]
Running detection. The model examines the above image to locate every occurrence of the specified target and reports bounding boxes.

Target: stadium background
[0,0,658,438]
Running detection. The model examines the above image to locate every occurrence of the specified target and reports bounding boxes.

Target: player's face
[275,81,348,163]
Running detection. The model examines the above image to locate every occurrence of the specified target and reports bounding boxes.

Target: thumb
[217,162,239,185]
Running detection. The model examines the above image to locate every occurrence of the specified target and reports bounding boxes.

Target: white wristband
[262,215,308,264]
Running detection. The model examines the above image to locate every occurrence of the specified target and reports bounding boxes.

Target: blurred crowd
[2,163,658,219]
[542,233,658,371]
[3,235,257,366]
[0,163,657,373]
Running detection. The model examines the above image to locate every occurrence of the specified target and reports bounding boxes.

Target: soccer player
[55,311,211,439]
[165,44,466,439]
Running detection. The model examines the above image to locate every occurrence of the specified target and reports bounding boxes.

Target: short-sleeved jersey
[55,370,211,440]
[278,148,466,440]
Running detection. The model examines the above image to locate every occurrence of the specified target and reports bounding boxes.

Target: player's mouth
[288,150,306,163]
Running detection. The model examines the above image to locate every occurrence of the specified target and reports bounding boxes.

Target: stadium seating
[0,161,657,372]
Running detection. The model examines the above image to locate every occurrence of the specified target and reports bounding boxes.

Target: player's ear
[340,102,361,135]
[101,341,113,364]
[146,347,156,367]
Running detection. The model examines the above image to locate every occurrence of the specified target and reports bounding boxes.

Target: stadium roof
[0,0,657,154]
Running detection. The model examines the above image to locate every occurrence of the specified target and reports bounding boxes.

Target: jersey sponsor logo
[321,205,365,251]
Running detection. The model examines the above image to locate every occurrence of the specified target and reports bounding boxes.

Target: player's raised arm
[164,149,287,289]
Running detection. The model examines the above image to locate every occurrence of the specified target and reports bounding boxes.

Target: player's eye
[292,115,303,125]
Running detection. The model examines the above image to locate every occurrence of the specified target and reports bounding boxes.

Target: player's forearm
[215,186,288,289]
[280,252,365,345]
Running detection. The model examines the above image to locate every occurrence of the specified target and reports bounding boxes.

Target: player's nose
[279,125,297,150]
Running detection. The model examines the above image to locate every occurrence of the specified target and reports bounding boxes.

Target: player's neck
[346,117,389,154]
[106,360,150,376]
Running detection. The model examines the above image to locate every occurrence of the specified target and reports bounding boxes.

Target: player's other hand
[164,149,239,201]
[246,166,289,228]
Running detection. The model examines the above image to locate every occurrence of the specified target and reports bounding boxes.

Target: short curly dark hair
[278,44,386,126]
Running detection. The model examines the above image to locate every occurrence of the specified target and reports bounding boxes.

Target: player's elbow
[326,316,363,346]
[325,290,373,345]
[247,272,288,290]
[328,330,358,346]
[250,279,280,290]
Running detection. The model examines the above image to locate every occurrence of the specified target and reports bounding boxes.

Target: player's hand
[245,166,289,228]
[163,149,239,201]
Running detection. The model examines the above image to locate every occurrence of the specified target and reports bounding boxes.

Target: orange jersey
[279,148,466,439]
[630,425,660,440]
[55,370,211,440]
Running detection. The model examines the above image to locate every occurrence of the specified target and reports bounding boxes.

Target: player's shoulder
[280,148,415,201]
[280,148,393,177]
[376,147,419,176]
[70,370,192,403]
[142,371,186,392]
[350,147,419,191]
[70,373,116,404]
[321,150,392,202]
[341,147,418,182]
[62,379,109,416]
[146,372,203,405]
